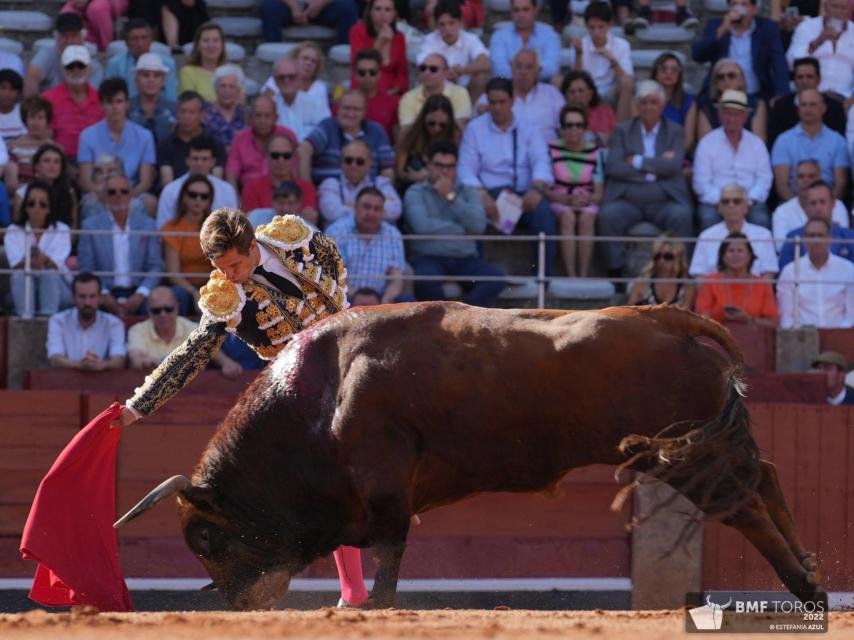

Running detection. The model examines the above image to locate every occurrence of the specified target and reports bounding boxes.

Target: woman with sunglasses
[13,143,78,230]
[395,94,461,193]
[544,105,604,279]
[349,0,409,95]
[650,52,698,151]
[627,236,695,309]
[560,70,617,146]
[696,59,767,142]
[178,22,226,103]
[161,175,215,314]
[695,231,777,327]
[4,179,72,316]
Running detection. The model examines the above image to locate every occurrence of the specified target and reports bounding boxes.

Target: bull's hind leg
[757,461,821,581]
[721,492,822,603]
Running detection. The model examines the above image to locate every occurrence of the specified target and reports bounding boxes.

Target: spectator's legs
[36,272,66,316]
[577,210,596,278]
[520,198,557,277]
[260,0,293,43]
[315,0,361,45]
[549,0,569,29]
[66,0,129,52]
[10,271,27,316]
[747,202,771,229]
[161,5,180,49]
[650,200,695,255]
[553,203,578,277]
[597,199,643,271]
[456,256,506,308]
[411,255,450,301]
[697,203,722,231]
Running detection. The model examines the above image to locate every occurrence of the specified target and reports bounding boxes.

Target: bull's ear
[178,485,218,513]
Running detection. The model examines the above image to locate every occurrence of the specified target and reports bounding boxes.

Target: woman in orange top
[161,175,214,314]
[349,0,409,96]
[695,232,778,327]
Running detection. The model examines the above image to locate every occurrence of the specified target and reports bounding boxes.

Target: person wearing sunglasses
[696,59,767,143]
[692,0,789,104]
[78,171,163,316]
[40,44,103,160]
[398,53,471,134]
[242,133,318,222]
[693,89,772,232]
[318,139,400,226]
[689,184,778,279]
[161,175,217,314]
[23,13,104,97]
[350,49,400,142]
[349,0,409,96]
[156,135,239,229]
[395,94,461,194]
[126,286,199,371]
[3,179,73,316]
[270,57,330,142]
[627,236,695,309]
[695,231,778,327]
[545,105,604,279]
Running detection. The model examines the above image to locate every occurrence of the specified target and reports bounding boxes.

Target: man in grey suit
[78,171,163,316]
[597,80,693,279]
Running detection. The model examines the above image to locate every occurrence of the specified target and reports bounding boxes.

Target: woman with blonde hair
[178,22,226,102]
[696,59,767,142]
[627,235,695,309]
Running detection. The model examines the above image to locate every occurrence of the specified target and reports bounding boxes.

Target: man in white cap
[24,13,103,97]
[104,17,178,102]
[692,89,772,231]
[811,351,854,405]
[41,44,103,159]
[127,52,177,145]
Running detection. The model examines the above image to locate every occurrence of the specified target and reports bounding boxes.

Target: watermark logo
[685,591,828,633]
[688,595,733,630]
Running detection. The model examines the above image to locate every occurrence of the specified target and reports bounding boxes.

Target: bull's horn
[113,475,192,528]
[200,582,217,592]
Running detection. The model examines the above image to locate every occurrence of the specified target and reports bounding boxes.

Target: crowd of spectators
[1,0,854,380]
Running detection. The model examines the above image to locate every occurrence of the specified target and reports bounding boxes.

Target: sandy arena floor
[1,609,851,639]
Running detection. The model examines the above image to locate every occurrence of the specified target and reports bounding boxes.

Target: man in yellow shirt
[397,53,471,133]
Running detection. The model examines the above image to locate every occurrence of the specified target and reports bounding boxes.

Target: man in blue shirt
[77,78,157,198]
[298,90,395,185]
[458,77,556,277]
[770,89,850,202]
[778,180,854,269]
[489,0,561,82]
[104,18,177,102]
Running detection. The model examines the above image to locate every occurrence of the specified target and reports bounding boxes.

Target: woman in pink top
[349,0,409,95]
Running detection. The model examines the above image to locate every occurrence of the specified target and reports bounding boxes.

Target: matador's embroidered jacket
[127,215,348,417]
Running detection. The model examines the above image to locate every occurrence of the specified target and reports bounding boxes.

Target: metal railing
[1,227,852,325]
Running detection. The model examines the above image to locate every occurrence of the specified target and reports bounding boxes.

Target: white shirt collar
[828,387,847,406]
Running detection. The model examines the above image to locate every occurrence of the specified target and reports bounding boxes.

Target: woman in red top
[695,232,778,328]
[561,71,617,147]
[349,0,409,96]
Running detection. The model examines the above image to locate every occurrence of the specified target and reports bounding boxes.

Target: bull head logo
[688,595,733,631]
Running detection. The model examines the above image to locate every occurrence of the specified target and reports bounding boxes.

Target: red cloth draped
[20,403,133,612]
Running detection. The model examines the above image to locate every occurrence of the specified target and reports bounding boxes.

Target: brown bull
[116,303,823,609]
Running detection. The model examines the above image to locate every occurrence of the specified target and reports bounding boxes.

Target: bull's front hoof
[361,596,394,609]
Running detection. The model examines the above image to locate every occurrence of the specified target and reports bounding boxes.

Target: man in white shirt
[778,217,854,328]
[318,139,401,226]
[690,184,777,277]
[786,0,854,100]
[418,0,490,96]
[458,77,556,276]
[572,2,634,121]
[772,159,850,251]
[270,57,330,141]
[156,135,238,228]
[46,272,127,370]
[475,49,565,145]
[693,89,772,231]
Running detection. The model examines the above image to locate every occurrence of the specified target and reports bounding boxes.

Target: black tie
[253,264,303,299]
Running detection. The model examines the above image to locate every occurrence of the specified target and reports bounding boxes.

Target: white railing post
[537,232,546,308]
[22,229,34,319]
[793,236,801,329]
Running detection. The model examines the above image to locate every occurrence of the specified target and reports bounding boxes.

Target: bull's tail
[611,375,762,550]
[614,304,745,371]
